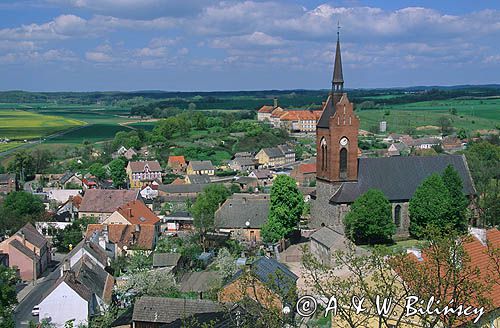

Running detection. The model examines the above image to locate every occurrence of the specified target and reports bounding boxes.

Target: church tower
[316,30,359,183]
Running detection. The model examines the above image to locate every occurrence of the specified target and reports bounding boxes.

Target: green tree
[261,175,304,243]
[442,165,468,232]
[108,158,127,188]
[214,247,237,282]
[191,184,230,250]
[88,163,107,180]
[409,174,453,238]
[192,112,207,130]
[0,191,46,234]
[463,141,500,227]
[344,189,395,245]
[437,116,453,135]
[7,151,35,181]
[0,265,18,327]
[53,217,97,252]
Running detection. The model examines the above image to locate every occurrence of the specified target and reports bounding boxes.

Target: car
[32,305,40,316]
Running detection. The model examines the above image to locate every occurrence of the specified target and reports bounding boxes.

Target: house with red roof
[291,162,316,186]
[167,155,187,174]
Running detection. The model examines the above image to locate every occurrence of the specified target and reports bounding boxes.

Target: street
[13,255,66,327]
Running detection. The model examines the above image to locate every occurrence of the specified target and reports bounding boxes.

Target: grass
[0,142,24,152]
[46,124,132,144]
[0,109,85,140]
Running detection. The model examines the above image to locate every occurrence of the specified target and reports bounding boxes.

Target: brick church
[310,34,476,238]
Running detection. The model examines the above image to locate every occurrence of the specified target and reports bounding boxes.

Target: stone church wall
[311,181,412,238]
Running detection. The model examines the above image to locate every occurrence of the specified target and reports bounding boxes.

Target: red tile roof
[298,163,316,174]
[79,189,140,214]
[168,156,186,167]
[400,229,500,326]
[278,110,322,121]
[116,200,160,225]
[258,105,275,113]
[85,224,156,250]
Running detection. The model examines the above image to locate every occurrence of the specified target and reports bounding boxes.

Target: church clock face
[340,137,348,146]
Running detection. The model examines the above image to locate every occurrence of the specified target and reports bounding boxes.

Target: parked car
[32,305,40,316]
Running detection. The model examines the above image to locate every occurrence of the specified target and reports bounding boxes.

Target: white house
[39,274,94,327]
[39,256,114,327]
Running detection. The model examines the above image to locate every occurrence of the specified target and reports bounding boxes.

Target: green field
[0,109,85,140]
[357,98,499,134]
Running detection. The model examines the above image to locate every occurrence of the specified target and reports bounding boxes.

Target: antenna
[337,20,341,40]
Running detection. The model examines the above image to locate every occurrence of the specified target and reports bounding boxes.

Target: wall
[39,282,89,327]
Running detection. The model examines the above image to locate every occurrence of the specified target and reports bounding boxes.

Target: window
[339,147,347,178]
[320,138,328,171]
[394,205,401,227]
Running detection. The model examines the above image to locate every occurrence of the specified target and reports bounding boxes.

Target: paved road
[13,258,66,327]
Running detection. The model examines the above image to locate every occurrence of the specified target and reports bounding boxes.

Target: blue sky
[0,0,499,91]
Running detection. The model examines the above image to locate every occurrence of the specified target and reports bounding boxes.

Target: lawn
[0,109,85,140]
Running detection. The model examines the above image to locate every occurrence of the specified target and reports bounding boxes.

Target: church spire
[332,21,344,94]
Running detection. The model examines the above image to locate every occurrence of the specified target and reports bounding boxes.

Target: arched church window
[339,147,347,179]
[320,138,328,171]
[394,205,401,227]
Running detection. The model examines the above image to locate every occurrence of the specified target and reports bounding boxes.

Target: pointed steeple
[332,22,344,94]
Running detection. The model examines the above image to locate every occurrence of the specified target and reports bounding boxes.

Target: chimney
[19,231,26,245]
[273,97,278,108]
[128,208,132,218]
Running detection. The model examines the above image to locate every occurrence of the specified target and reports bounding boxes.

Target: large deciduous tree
[0,191,46,234]
[261,175,304,243]
[409,173,453,238]
[344,189,395,245]
[191,184,230,250]
[0,265,18,328]
[441,164,468,232]
[108,158,127,188]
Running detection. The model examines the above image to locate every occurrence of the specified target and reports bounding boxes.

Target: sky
[0,0,499,91]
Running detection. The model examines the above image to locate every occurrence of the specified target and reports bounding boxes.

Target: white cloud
[211,32,285,49]
[134,46,167,57]
[85,51,113,62]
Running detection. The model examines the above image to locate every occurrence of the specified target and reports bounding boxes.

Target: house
[310,226,367,267]
[0,173,17,194]
[102,200,160,227]
[78,189,142,221]
[179,271,222,294]
[126,160,163,189]
[59,172,83,189]
[82,177,99,189]
[186,160,215,176]
[152,253,182,273]
[140,183,159,200]
[123,148,138,160]
[66,239,111,269]
[409,137,441,150]
[47,189,82,205]
[214,194,269,245]
[233,177,258,191]
[167,156,187,174]
[442,136,465,152]
[163,211,194,232]
[248,169,274,186]
[86,223,158,254]
[185,174,211,184]
[257,98,280,122]
[310,34,476,238]
[228,157,256,172]
[278,109,322,133]
[38,256,114,327]
[0,223,51,281]
[132,296,226,328]
[290,162,316,186]
[394,228,500,328]
[255,144,295,168]
[53,194,82,222]
[219,256,298,310]
[387,142,409,157]
[158,183,207,203]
